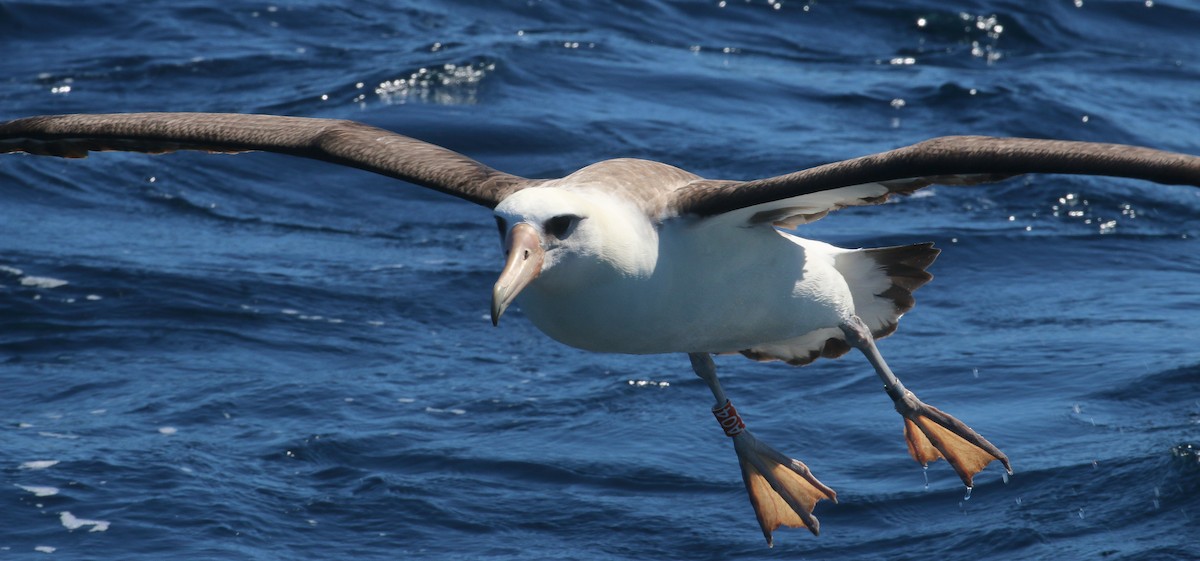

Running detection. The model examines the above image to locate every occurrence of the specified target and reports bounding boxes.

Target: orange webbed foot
[734,431,837,546]
[714,400,836,547]
[893,390,1012,487]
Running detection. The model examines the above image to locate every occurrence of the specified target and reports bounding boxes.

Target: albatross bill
[492,222,543,326]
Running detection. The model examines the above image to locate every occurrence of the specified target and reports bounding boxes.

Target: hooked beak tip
[490,299,503,327]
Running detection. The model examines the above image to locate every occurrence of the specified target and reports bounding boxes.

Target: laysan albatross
[2,112,1198,546]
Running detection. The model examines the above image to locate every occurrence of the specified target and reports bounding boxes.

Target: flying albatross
[3,112,1199,545]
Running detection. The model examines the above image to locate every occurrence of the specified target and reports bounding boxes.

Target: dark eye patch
[543,214,578,239]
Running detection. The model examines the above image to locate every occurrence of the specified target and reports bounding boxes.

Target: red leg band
[712,400,746,437]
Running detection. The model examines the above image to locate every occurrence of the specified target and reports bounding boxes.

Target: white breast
[518,222,857,355]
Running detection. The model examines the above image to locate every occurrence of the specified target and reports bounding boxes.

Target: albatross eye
[543,214,580,240]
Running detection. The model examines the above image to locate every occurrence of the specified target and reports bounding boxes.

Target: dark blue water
[2,1,1198,559]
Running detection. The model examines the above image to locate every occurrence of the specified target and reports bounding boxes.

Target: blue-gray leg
[839,316,1012,487]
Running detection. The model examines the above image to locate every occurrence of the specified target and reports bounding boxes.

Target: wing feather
[0,112,533,208]
[671,136,1200,222]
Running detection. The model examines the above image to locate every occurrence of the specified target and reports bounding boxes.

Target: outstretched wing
[669,136,1200,226]
[0,112,536,208]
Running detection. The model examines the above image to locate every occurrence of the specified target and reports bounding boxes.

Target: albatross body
[495,161,897,360]
[3,112,1199,546]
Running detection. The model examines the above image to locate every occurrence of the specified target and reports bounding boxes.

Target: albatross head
[489,185,657,326]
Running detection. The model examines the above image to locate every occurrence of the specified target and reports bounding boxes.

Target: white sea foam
[424,407,466,415]
[374,61,495,106]
[34,545,56,553]
[19,276,69,289]
[37,432,79,440]
[20,460,60,470]
[16,484,60,497]
[60,512,110,532]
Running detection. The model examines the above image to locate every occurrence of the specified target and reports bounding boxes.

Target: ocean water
[1,1,1198,559]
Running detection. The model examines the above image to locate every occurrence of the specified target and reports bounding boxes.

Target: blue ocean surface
[1,1,1198,559]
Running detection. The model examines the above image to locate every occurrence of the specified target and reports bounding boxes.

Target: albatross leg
[688,352,837,547]
[838,316,1012,487]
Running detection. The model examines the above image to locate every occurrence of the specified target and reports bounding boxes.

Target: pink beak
[491,223,544,326]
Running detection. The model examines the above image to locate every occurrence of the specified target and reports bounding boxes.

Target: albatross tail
[738,242,939,366]
[847,242,940,339]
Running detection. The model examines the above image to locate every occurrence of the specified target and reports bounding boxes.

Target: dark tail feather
[860,242,939,337]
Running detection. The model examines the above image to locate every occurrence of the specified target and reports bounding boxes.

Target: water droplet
[963,486,973,500]
[923,464,930,490]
